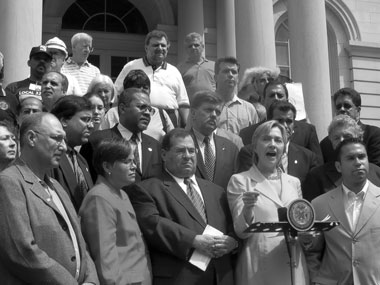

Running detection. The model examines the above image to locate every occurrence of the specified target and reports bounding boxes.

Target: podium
[244,199,339,285]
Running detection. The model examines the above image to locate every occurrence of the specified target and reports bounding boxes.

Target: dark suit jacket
[239,120,323,163]
[320,121,380,167]
[191,130,239,190]
[51,152,94,212]
[126,171,234,285]
[0,159,99,285]
[303,161,380,202]
[80,124,162,182]
[238,142,320,186]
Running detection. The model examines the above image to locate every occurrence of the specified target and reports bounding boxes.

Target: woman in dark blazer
[79,138,152,285]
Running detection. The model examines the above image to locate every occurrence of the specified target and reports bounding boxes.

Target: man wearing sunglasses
[82,87,162,183]
[320,87,380,167]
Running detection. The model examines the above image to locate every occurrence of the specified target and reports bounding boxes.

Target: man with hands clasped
[127,129,237,285]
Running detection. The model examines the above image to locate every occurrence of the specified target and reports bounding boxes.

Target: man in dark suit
[189,90,239,190]
[320,87,380,167]
[239,79,323,163]
[304,114,380,201]
[0,113,98,284]
[51,95,94,212]
[81,87,162,182]
[127,129,237,285]
[239,101,320,186]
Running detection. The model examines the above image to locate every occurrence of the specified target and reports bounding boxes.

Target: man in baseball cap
[5,45,52,102]
[46,37,81,95]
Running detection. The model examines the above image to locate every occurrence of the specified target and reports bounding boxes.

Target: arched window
[275,20,291,78]
[62,0,148,34]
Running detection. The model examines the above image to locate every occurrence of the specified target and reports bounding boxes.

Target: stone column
[288,0,332,138]
[235,0,277,74]
[216,0,236,58]
[0,0,43,86]
[177,0,204,63]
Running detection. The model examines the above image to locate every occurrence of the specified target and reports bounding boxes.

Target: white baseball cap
[45,37,68,58]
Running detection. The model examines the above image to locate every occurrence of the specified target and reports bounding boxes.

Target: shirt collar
[143,56,167,70]
[66,57,90,67]
[342,179,369,198]
[117,123,141,141]
[166,168,196,185]
[192,128,215,146]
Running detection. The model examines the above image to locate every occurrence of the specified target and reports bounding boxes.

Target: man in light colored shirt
[214,57,259,135]
[61,33,100,95]
[304,138,380,284]
[177,32,216,101]
[0,112,98,284]
[114,30,189,127]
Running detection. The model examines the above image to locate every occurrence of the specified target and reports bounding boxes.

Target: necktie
[184,178,207,223]
[130,133,141,172]
[69,149,88,202]
[203,136,215,181]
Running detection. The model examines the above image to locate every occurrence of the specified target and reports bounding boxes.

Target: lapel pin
[148,147,152,152]
[294,160,298,164]
[222,147,225,150]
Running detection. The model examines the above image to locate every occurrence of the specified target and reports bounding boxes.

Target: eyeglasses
[82,45,94,53]
[33,130,66,146]
[134,104,155,115]
[335,103,354,110]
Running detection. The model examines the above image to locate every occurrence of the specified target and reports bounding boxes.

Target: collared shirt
[192,128,216,163]
[342,180,369,230]
[166,170,204,203]
[62,57,100,95]
[114,58,189,110]
[117,123,142,171]
[177,58,216,100]
[218,94,259,135]
[41,178,81,280]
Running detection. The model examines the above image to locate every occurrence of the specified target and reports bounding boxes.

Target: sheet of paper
[286,82,307,121]
[189,224,223,271]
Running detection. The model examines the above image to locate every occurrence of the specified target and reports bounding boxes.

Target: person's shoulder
[363,122,380,135]
[5,78,29,91]
[197,177,224,194]
[142,132,160,145]
[289,142,314,157]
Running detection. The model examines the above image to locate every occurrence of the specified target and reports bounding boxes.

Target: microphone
[277,207,288,222]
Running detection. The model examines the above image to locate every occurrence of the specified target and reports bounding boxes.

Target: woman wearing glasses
[79,138,152,285]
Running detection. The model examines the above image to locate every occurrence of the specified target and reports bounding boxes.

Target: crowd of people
[0,28,379,285]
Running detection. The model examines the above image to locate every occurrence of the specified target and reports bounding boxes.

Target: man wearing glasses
[319,87,380,167]
[81,87,162,182]
[61,32,100,95]
[0,112,98,284]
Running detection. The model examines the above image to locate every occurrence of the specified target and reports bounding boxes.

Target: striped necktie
[184,178,207,223]
[130,133,141,172]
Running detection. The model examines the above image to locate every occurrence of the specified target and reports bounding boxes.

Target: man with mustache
[5,45,52,102]
[304,138,380,284]
[319,87,380,167]
[115,30,189,127]
[81,87,162,183]
[189,90,239,190]
[0,112,99,284]
[50,95,94,212]
[41,71,68,111]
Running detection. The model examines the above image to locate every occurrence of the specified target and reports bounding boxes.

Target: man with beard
[5,45,52,102]
[189,90,239,190]
[61,33,100,95]
[41,71,68,111]
[214,57,259,135]
[304,138,380,284]
[126,129,237,285]
[177,32,216,101]
[115,30,189,127]
[81,87,162,182]
[51,95,94,211]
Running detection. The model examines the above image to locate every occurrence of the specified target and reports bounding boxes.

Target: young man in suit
[81,87,162,182]
[127,129,237,285]
[0,112,98,284]
[305,138,380,284]
[189,90,239,190]
[238,101,320,186]
[51,95,94,211]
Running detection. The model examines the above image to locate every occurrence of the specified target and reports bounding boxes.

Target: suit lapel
[328,187,352,234]
[163,173,206,227]
[141,134,153,176]
[191,129,207,180]
[354,183,380,236]
[77,153,93,188]
[287,143,297,174]
[59,155,80,204]
[214,135,227,180]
